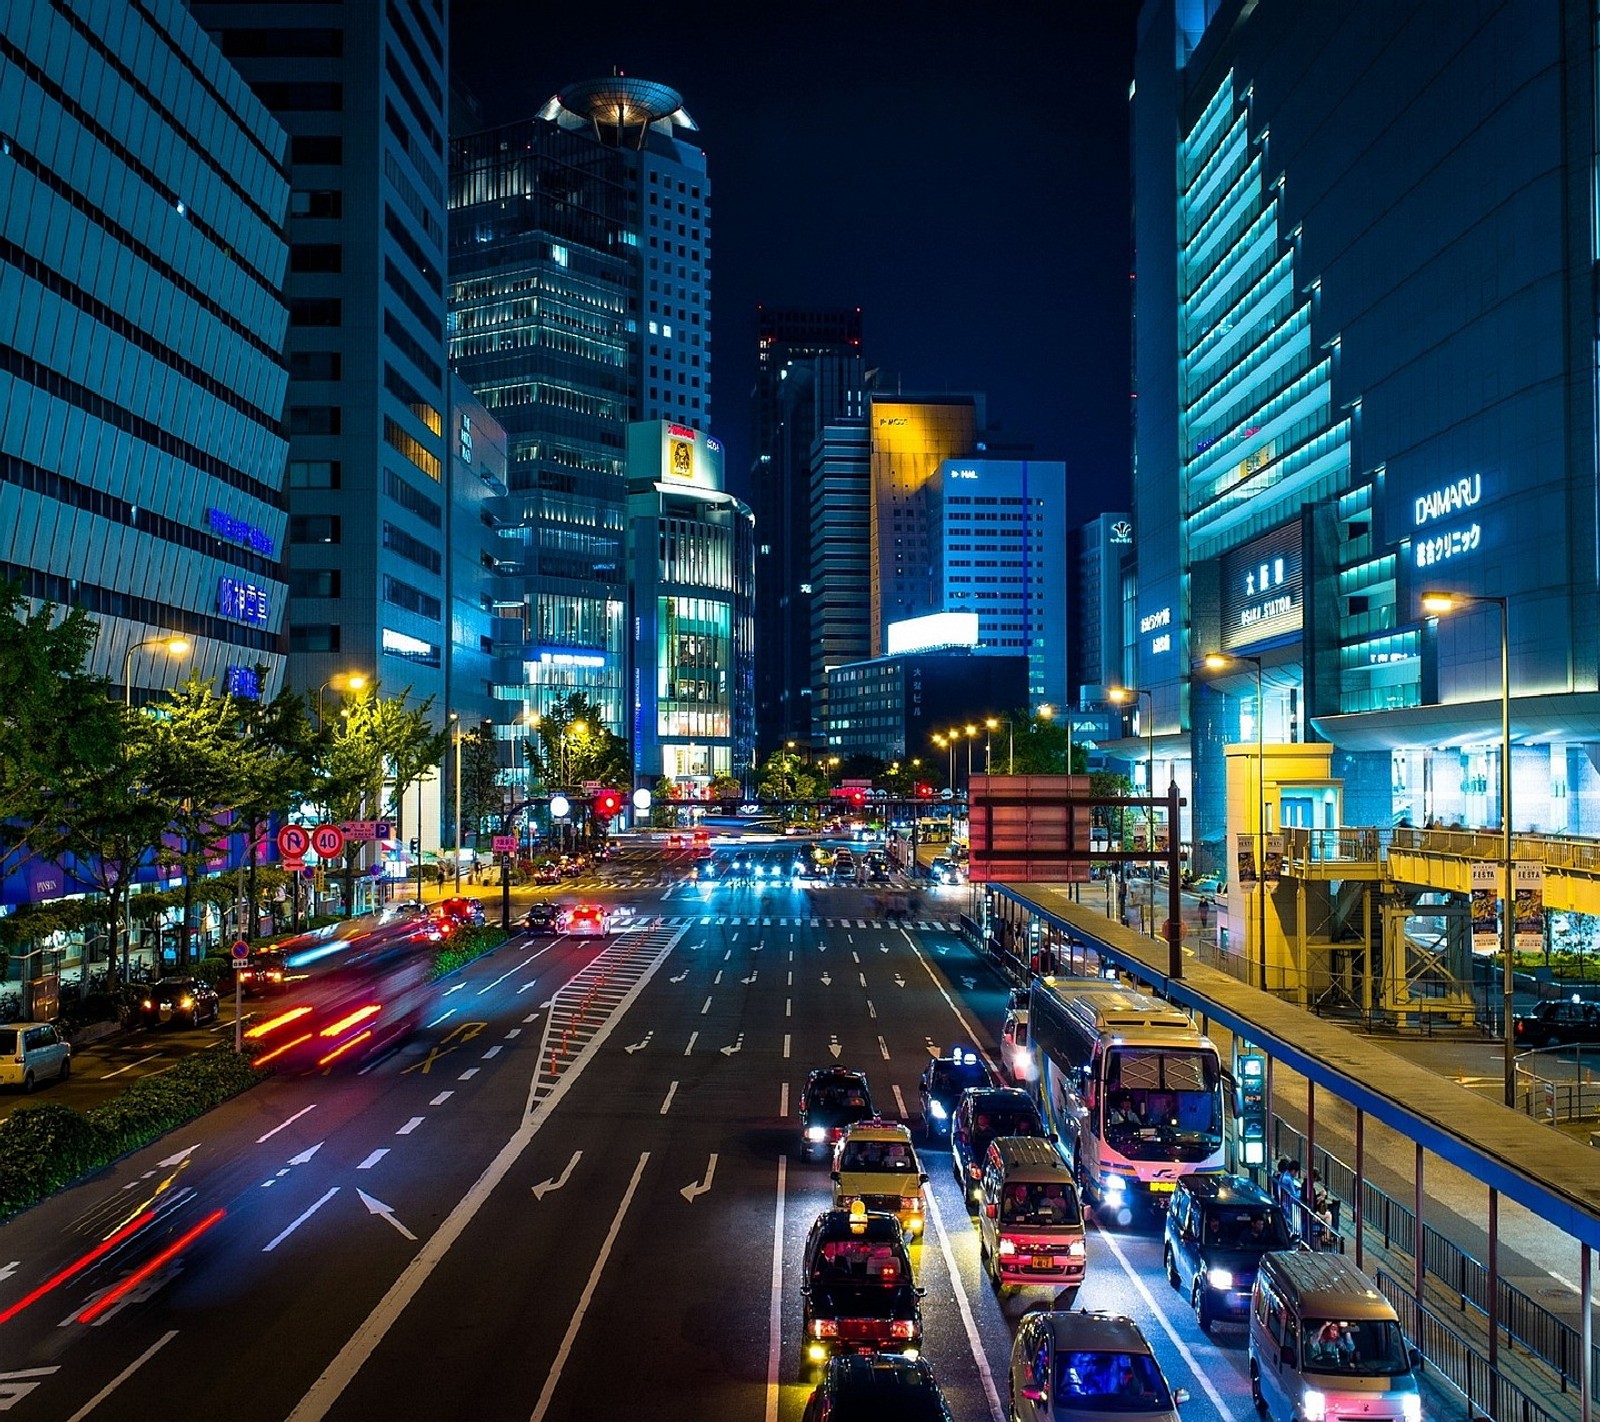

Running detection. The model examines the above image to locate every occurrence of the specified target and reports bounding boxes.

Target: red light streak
[316,1029,373,1068]
[253,1031,314,1066]
[77,1209,225,1325]
[0,1209,157,1325]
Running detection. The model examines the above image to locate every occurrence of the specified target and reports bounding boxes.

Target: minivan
[977,1135,1085,1301]
[0,1021,71,1091]
[1249,1250,1423,1422]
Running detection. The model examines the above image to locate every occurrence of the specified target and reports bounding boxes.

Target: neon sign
[1412,474,1483,568]
[218,577,270,627]
[207,508,274,556]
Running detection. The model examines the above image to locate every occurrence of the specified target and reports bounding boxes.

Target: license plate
[1147,1181,1176,1194]
[1029,1256,1057,1270]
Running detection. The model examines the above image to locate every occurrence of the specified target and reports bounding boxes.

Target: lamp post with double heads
[1422,591,1515,1107]
[1109,687,1156,932]
[1203,652,1267,990]
[123,635,190,707]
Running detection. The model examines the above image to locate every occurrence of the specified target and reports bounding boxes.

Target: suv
[832,1121,927,1238]
[1514,998,1600,1049]
[917,1048,992,1141]
[800,1206,923,1375]
[800,1067,876,1161]
[1163,1172,1291,1332]
[1009,1311,1187,1422]
[0,1022,70,1091]
[801,1354,953,1422]
[950,1086,1048,1201]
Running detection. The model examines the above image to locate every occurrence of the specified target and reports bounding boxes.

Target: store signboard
[1221,524,1303,651]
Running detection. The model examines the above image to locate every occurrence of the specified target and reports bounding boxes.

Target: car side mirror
[984,1203,997,1219]
[829,1170,840,1182]
[915,1286,927,1297]
[1409,1346,1423,1372]
[1173,1388,1191,1406]
[919,1172,928,1184]
[1021,1385,1047,1403]
[1281,1343,1296,1366]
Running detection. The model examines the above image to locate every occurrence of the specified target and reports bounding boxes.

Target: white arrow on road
[961,976,976,990]
[829,1034,842,1059]
[157,1144,201,1169]
[287,1142,324,1166]
[532,1150,583,1200]
[670,970,689,983]
[0,1262,17,1285]
[0,1368,60,1409]
[625,1031,654,1054]
[820,972,833,986]
[879,944,889,953]
[356,1190,418,1241]
[720,1033,744,1057]
[680,1153,718,1203]
[894,974,906,988]
[741,970,758,984]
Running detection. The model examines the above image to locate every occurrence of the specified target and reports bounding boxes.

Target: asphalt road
[0,851,1459,1421]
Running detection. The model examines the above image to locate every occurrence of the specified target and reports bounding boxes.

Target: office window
[290,624,341,652]
[290,514,341,543]
[289,460,341,488]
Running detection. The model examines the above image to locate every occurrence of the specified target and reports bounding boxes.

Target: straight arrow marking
[356,1190,417,1241]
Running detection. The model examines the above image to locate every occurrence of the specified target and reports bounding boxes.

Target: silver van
[1249,1250,1422,1422]
[0,1021,71,1091]
[978,1135,1086,1302]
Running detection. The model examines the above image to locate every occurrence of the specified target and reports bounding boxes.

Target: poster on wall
[1513,861,1545,954]
[1470,862,1499,954]
[1236,833,1258,886]
[1262,834,1283,886]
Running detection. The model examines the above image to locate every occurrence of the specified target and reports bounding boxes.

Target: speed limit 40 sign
[311,823,346,858]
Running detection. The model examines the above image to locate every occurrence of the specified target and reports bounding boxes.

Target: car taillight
[889,1321,916,1339]
[809,1320,838,1338]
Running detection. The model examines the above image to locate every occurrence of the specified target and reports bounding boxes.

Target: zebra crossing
[622,914,960,931]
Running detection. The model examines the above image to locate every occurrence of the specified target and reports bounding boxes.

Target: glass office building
[1133,0,1600,859]
[1,0,291,703]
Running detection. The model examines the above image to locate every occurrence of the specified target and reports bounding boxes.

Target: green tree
[457,721,505,848]
[708,773,743,803]
[650,775,678,829]
[527,694,631,792]
[233,680,319,932]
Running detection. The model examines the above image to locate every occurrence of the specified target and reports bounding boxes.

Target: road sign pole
[230,939,250,1053]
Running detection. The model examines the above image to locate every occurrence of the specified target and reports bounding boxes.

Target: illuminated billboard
[886,612,979,655]
[1221,523,1303,651]
[628,420,725,493]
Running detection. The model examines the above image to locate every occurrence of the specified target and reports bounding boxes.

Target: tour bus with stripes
[1029,977,1224,1223]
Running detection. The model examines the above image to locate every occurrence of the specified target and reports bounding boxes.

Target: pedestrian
[1197,897,1209,929]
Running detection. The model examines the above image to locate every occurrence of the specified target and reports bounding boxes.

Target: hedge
[0,1044,267,1220]
[430,925,511,980]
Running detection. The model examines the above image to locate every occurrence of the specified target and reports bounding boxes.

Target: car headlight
[805,1126,827,1142]
[927,1099,947,1120]
[997,1238,1017,1256]
[141,999,153,1010]
[1302,1388,1326,1422]
[1102,1173,1128,1195]
[1401,1393,1421,1422]
[1207,1267,1234,1290]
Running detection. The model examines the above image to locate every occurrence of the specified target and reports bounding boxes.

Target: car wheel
[59,1056,70,1081]
[1192,1279,1213,1334]
[22,1071,34,1094]
[1250,1361,1267,1414]
[1164,1246,1181,1290]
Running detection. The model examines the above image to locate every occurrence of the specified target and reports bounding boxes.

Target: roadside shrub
[0,1103,102,1210]
[431,925,510,980]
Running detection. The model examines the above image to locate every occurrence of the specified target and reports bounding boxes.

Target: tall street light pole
[1109,687,1155,932]
[1203,652,1266,990]
[123,635,190,707]
[450,713,463,894]
[1423,591,1515,1107]
[315,671,368,726]
[985,716,1015,774]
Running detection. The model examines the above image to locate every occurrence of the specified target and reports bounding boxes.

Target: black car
[521,903,560,934]
[1513,998,1600,1049]
[801,1207,923,1375]
[138,976,221,1027]
[235,950,287,997]
[917,1048,992,1141]
[801,1355,954,1422]
[1162,1172,1292,1332]
[800,1067,876,1161]
[950,1086,1049,1202]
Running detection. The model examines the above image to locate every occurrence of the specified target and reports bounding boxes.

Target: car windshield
[932,1062,987,1094]
[1000,1181,1081,1226]
[1103,1048,1222,1144]
[0,1030,17,1053]
[1302,1318,1411,1376]
[812,1239,907,1283]
[809,1082,870,1114]
[839,1140,915,1172]
[1201,1204,1291,1250]
[972,1109,1041,1141]
[1055,1351,1174,1412]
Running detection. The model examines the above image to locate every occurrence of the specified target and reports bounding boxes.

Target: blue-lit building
[0,0,291,703]
[1133,0,1600,862]
[625,421,754,798]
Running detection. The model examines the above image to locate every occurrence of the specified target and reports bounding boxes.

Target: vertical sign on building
[1236,833,1258,886]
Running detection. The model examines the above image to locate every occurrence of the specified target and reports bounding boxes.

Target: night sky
[451,0,1137,519]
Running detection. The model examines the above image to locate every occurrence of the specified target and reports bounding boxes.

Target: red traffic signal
[916,782,934,799]
[592,789,623,819]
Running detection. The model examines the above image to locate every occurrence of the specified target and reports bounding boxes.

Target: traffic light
[592,789,623,820]
[849,789,866,809]
[916,782,933,799]
[408,837,419,855]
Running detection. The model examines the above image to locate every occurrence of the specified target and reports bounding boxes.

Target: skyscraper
[449,78,711,748]
[3,0,291,703]
[808,418,871,734]
[750,307,864,751]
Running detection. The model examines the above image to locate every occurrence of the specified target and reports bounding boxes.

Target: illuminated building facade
[625,421,754,797]
[5,0,291,703]
[449,78,710,749]
[1135,0,1600,860]
[809,418,872,734]
[1068,513,1134,705]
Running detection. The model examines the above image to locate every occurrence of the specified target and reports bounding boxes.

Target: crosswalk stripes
[632,914,959,932]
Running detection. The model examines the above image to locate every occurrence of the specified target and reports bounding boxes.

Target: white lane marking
[867,1000,877,1019]
[256,1103,317,1144]
[723,949,732,961]
[764,1157,787,1422]
[505,1028,522,1039]
[660,1080,679,1115]
[425,1010,457,1028]
[523,1012,541,1023]
[429,1091,454,1106]
[356,1150,388,1170]
[858,972,867,987]
[787,971,793,986]
[529,1152,651,1422]
[878,1035,891,1060]
[785,998,792,1018]
[714,970,723,985]
[482,1046,502,1059]
[63,1329,178,1422]
[99,1052,162,1080]
[783,1032,791,1059]
[925,1177,1003,1421]
[779,1081,789,1117]
[458,1068,480,1080]
[263,1187,340,1252]
[396,1118,424,1136]
[684,1031,699,1056]
[1097,1226,1231,1415]
[477,952,544,995]
[892,1084,908,1119]
[852,951,860,964]
[700,995,714,1015]
[902,929,1001,1078]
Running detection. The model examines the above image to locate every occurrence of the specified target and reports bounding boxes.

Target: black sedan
[521,903,561,934]
[802,1355,954,1422]
[801,1207,922,1375]
[917,1048,992,1141]
[138,976,221,1027]
[1514,998,1600,1049]
[800,1066,876,1161]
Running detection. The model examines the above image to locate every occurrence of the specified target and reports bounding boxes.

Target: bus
[1029,977,1224,1221]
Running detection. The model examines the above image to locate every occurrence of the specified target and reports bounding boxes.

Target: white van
[0,1021,71,1091]
[1249,1250,1423,1422]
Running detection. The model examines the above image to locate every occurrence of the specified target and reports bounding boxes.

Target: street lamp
[1109,687,1156,932]
[123,635,190,707]
[450,713,463,893]
[561,719,588,788]
[984,716,1015,775]
[1203,651,1266,990]
[932,733,955,792]
[1422,590,1515,1107]
[315,671,368,725]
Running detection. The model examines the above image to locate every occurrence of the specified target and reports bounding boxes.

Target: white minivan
[0,1021,71,1092]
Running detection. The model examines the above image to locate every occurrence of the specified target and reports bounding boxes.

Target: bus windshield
[1102,1048,1221,1149]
